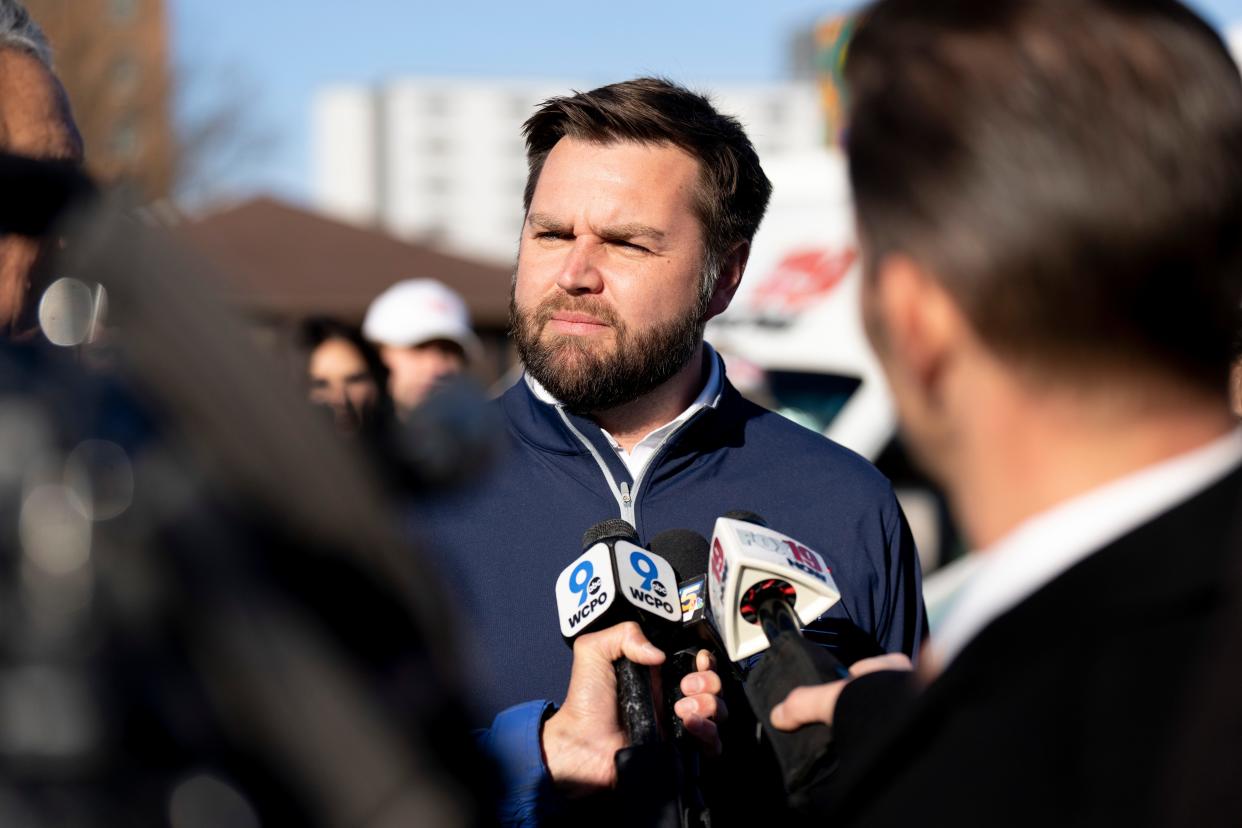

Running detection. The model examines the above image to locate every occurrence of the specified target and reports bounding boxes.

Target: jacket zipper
[556,406,709,529]
[555,408,634,523]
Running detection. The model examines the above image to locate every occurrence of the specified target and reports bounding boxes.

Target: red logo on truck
[751,247,857,316]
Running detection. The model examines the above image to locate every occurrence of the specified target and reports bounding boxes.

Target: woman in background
[301,317,394,438]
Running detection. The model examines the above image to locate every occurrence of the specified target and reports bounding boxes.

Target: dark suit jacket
[818,465,1242,827]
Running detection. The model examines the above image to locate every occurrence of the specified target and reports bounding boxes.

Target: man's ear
[873,254,965,395]
[703,241,750,321]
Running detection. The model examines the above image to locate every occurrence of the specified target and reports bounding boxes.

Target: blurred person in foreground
[767,1,1242,825]
[0,176,494,825]
[412,76,925,824]
[301,316,394,438]
[1231,352,1241,416]
[362,278,480,419]
[0,0,83,339]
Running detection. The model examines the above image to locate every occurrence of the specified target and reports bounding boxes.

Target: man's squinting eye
[611,239,651,253]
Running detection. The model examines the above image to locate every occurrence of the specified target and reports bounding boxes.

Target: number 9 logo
[630,551,658,591]
[569,561,594,606]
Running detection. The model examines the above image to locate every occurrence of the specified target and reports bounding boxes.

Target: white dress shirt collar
[931,427,1242,668]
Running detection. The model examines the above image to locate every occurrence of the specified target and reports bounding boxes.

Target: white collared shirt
[525,343,724,479]
[930,427,1242,668]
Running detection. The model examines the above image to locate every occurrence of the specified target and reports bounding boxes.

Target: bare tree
[24,0,272,205]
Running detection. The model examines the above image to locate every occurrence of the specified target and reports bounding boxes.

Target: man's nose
[555,237,604,295]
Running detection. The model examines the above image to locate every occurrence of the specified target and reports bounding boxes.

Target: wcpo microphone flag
[707,515,841,663]
[555,519,682,638]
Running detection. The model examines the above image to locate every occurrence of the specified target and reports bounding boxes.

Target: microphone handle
[615,657,661,747]
[745,596,849,794]
[664,647,710,827]
[758,597,850,680]
[666,648,699,742]
[614,656,683,828]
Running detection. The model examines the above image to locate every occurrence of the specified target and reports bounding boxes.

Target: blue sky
[167,0,1242,206]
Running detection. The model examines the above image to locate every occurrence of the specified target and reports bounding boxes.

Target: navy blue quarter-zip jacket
[411,363,927,725]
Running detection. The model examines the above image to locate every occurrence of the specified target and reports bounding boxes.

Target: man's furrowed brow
[598,222,666,242]
[527,212,570,233]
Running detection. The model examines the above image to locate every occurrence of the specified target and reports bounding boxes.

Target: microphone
[554,520,684,828]
[707,514,843,663]
[707,513,848,794]
[389,377,503,490]
[648,529,721,740]
[554,519,682,746]
[648,528,724,828]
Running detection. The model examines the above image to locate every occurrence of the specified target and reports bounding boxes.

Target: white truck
[707,146,961,602]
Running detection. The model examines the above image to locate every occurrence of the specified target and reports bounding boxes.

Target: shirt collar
[930,426,1242,668]
[611,343,723,449]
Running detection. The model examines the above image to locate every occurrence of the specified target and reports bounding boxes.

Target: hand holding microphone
[670,649,727,757]
[554,519,681,746]
[542,620,667,794]
[541,623,728,792]
[768,652,914,731]
[544,520,726,804]
[649,528,732,758]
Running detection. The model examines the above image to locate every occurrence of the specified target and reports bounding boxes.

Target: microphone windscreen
[649,529,710,582]
[0,151,95,237]
[722,509,767,527]
[581,518,638,550]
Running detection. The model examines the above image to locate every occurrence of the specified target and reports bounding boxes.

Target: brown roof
[177,196,512,328]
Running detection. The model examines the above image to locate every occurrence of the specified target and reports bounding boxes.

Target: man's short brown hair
[522,77,773,307]
[846,0,1242,394]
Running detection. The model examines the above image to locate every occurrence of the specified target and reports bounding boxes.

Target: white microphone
[613,536,682,625]
[706,512,850,796]
[555,537,620,637]
[707,516,841,662]
[555,524,682,639]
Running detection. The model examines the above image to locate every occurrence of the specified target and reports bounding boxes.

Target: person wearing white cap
[362,278,481,419]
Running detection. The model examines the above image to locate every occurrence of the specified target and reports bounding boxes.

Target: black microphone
[0,151,95,237]
[648,529,721,741]
[648,528,724,828]
[721,509,768,527]
[389,376,503,490]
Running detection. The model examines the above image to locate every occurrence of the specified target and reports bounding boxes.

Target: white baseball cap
[362,278,482,360]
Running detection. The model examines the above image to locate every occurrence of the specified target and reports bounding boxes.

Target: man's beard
[510,289,705,414]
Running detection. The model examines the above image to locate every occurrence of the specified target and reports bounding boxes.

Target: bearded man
[411,78,925,815]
